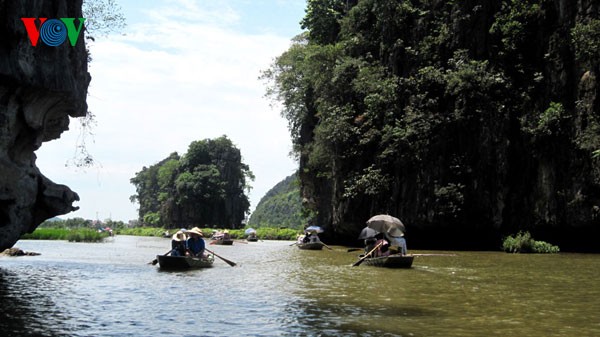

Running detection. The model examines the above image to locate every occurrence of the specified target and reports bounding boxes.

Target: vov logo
[21,18,86,47]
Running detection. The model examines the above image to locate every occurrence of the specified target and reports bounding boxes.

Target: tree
[130,136,253,228]
[263,0,600,251]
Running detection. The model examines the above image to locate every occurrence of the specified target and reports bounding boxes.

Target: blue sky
[35,0,307,222]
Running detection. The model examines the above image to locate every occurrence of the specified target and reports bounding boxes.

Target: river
[0,235,599,336]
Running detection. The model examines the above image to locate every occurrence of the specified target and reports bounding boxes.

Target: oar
[289,242,298,246]
[204,248,236,267]
[149,249,174,265]
[412,253,457,257]
[352,242,383,267]
[319,242,333,250]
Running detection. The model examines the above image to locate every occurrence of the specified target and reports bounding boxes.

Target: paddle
[149,249,174,265]
[289,242,298,246]
[411,253,457,257]
[352,242,383,267]
[204,248,237,267]
[319,242,333,250]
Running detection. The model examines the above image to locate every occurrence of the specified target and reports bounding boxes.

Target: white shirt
[385,234,407,255]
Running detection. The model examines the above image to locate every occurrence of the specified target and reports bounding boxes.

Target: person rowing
[185,227,206,258]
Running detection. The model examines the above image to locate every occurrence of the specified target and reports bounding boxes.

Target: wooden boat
[361,254,414,268]
[247,236,258,242]
[157,254,214,270]
[297,242,324,250]
[211,238,234,245]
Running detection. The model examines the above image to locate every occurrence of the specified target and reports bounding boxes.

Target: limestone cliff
[270,0,600,251]
[0,1,90,250]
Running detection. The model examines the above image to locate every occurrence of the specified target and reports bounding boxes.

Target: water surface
[1,236,598,336]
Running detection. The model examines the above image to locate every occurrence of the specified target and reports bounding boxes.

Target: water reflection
[0,238,599,336]
[0,266,77,337]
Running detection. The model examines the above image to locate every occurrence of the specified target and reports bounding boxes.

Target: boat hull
[297,242,323,250]
[361,254,414,268]
[157,255,214,270]
[211,239,233,245]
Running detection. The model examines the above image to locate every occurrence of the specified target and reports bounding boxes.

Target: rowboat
[247,236,258,242]
[297,242,324,250]
[157,254,214,270]
[360,254,414,268]
[211,238,234,245]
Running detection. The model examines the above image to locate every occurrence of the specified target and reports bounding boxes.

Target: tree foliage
[248,173,309,229]
[263,0,600,250]
[83,0,126,40]
[130,136,253,228]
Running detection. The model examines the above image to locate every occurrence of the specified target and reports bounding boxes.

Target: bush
[502,231,559,253]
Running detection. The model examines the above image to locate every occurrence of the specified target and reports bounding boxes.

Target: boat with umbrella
[245,228,258,242]
[210,230,234,245]
[296,225,327,250]
[353,214,414,268]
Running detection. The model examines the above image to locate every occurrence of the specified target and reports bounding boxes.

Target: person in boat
[372,232,390,257]
[296,233,306,244]
[364,236,377,255]
[302,232,311,243]
[385,228,407,255]
[185,227,206,257]
[309,232,320,243]
[222,230,231,240]
[171,230,187,256]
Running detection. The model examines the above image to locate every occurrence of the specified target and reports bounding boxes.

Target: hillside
[248,173,308,229]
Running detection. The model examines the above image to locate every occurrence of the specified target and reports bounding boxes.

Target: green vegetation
[248,173,309,229]
[502,231,560,253]
[227,227,299,241]
[22,228,110,242]
[116,227,166,237]
[118,226,299,240]
[130,136,254,229]
[39,217,127,230]
[262,0,600,250]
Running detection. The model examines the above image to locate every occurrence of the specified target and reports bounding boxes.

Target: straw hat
[187,227,204,237]
[172,230,186,241]
[223,229,229,234]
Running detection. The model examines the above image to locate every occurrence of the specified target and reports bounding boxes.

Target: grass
[116,226,300,240]
[23,226,301,242]
[21,228,110,242]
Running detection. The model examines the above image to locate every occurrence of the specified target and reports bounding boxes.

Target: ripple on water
[1,239,600,336]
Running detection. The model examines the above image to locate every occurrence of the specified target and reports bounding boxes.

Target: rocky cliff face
[0,1,90,250]
[283,0,600,251]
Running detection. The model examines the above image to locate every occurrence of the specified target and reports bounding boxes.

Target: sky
[35,0,307,222]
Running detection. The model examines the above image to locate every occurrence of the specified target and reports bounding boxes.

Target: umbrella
[305,225,324,233]
[357,226,379,239]
[366,214,406,237]
[244,228,256,235]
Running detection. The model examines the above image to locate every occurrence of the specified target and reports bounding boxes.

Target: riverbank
[21,226,299,242]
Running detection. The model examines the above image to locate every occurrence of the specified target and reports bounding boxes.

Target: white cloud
[35,0,301,221]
